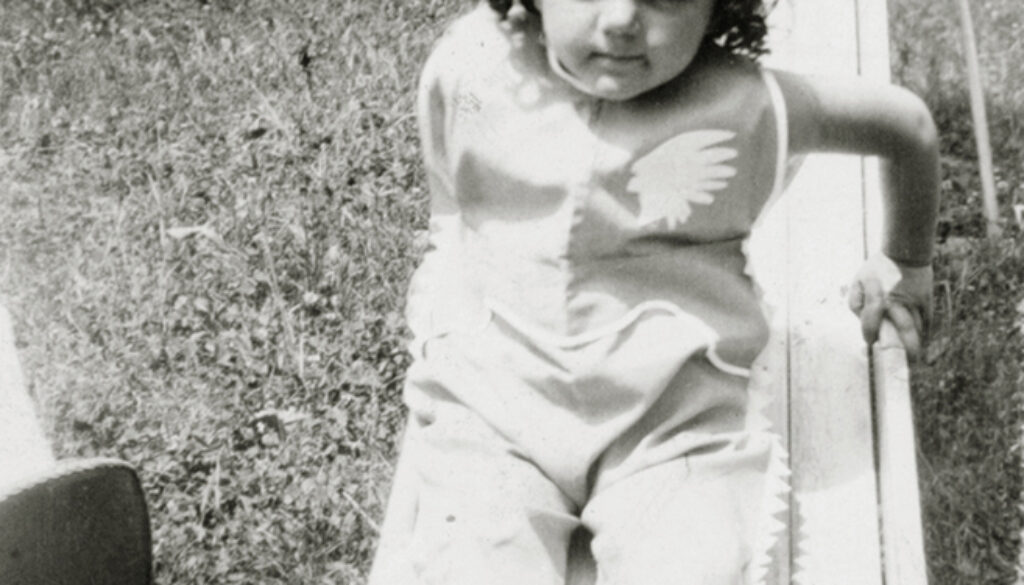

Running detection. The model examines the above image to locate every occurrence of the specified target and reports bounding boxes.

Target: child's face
[536,0,716,101]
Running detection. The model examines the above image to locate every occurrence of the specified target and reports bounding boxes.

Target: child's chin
[588,76,658,101]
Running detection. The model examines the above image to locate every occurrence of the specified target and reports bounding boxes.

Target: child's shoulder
[696,46,768,86]
[434,3,500,46]
[421,4,517,83]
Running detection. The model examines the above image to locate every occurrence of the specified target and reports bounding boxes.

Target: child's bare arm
[774,72,940,359]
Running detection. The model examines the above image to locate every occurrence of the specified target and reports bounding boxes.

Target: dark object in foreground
[0,458,152,585]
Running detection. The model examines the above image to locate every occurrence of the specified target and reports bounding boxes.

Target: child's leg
[367,421,423,585]
[369,399,580,585]
[581,435,777,585]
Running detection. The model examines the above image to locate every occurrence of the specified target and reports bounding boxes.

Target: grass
[1,1,458,581]
[0,0,1021,583]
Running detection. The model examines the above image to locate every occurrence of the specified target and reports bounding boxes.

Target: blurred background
[0,0,1021,583]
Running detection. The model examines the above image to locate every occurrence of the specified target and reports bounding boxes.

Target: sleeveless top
[407,5,788,380]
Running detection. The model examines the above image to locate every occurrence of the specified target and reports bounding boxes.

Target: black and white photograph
[1,1,1021,583]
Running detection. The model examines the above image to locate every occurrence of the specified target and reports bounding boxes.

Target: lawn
[0,0,1021,583]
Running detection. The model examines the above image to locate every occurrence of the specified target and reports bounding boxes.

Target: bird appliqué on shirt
[627,129,738,228]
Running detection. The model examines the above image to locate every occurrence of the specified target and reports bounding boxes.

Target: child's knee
[589,518,747,585]
[409,488,578,585]
[582,459,761,585]
[373,402,580,585]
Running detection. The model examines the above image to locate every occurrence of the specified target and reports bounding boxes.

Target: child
[370,0,937,583]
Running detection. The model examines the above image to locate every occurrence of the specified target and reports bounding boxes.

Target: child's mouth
[591,52,647,70]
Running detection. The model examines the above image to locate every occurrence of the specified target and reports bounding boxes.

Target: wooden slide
[746,0,929,582]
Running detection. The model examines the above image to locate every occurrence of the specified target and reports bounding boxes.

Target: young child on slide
[370,0,938,583]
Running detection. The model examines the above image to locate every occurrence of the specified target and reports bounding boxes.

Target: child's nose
[597,0,642,38]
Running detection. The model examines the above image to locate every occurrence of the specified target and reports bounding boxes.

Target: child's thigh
[372,400,579,585]
[582,441,774,585]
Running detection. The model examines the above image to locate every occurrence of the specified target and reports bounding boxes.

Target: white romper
[371,5,790,585]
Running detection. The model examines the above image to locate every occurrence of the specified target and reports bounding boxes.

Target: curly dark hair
[486,0,771,59]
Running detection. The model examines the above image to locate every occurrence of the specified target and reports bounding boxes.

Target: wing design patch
[627,129,738,228]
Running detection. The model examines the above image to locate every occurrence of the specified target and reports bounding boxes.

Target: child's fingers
[847,281,865,314]
[884,303,921,360]
[858,278,886,344]
[887,289,931,343]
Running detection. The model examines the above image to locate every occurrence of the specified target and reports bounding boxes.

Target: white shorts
[369,311,787,585]
[369,400,785,585]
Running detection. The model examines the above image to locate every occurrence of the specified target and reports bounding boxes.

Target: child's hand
[847,253,933,361]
